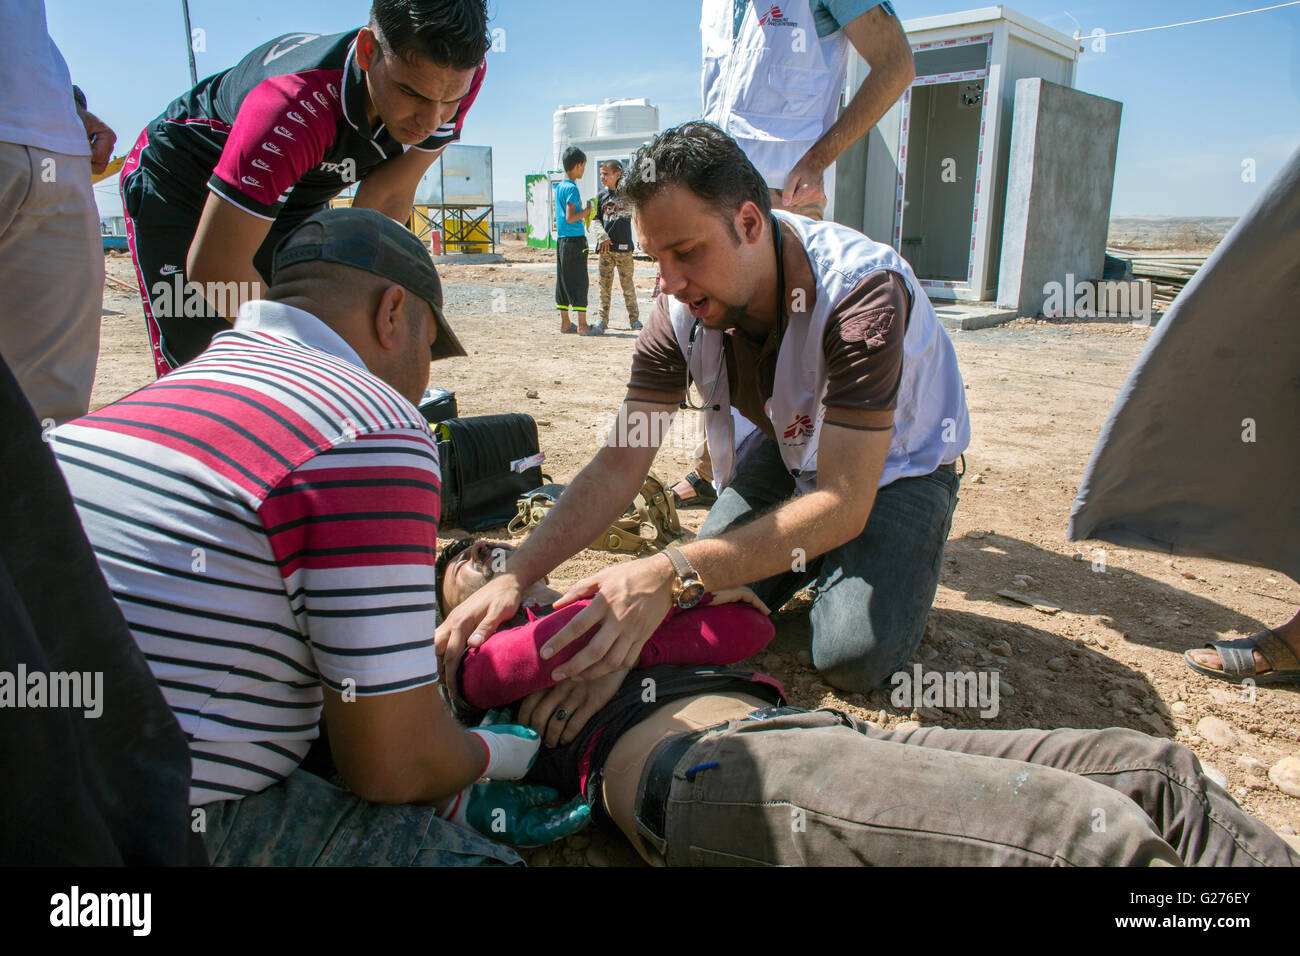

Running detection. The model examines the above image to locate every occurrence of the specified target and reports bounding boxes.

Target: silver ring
[554,708,570,722]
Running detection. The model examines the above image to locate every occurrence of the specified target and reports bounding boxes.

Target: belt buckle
[743,705,802,721]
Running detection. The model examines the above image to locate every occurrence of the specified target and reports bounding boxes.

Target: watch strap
[663,546,697,584]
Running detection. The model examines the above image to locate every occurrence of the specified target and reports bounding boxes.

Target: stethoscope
[681,212,786,412]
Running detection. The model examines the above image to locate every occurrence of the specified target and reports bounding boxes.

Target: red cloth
[459,597,775,709]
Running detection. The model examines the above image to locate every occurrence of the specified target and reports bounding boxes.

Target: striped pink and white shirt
[51,301,442,805]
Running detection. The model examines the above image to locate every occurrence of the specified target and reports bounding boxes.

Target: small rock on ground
[1269,757,1300,798]
[1196,716,1240,749]
[1236,754,1268,778]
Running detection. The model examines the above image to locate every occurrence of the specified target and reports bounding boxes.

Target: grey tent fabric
[1068,146,1300,581]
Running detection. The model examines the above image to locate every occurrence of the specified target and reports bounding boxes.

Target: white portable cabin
[836,6,1080,302]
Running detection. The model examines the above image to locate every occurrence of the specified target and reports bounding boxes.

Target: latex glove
[443,781,591,847]
[467,723,541,781]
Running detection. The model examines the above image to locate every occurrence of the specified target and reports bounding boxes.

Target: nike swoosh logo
[262,33,319,65]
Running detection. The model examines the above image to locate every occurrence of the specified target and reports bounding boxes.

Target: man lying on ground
[437,537,774,739]
[440,535,1299,867]
[49,208,586,865]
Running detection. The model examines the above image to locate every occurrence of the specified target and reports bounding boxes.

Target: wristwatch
[663,547,706,609]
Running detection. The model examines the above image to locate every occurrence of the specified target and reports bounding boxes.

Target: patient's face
[441,539,516,612]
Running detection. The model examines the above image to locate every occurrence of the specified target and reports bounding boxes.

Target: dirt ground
[95,239,1299,866]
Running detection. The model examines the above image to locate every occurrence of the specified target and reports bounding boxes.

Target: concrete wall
[833,65,904,244]
[997,78,1122,314]
[979,36,1077,298]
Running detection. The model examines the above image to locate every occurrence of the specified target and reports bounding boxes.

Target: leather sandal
[1184,629,1300,685]
[670,471,717,509]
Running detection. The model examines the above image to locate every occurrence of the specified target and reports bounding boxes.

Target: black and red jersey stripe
[139,30,484,220]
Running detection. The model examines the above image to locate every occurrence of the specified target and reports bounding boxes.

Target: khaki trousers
[0,143,102,424]
[597,249,639,325]
[649,709,1299,867]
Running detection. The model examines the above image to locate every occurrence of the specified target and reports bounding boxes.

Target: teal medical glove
[443,780,591,847]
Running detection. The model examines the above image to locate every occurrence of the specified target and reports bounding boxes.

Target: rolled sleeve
[821,269,911,410]
[813,1,893,37]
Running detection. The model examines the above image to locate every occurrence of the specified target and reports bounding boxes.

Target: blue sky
[49,0,1299,216]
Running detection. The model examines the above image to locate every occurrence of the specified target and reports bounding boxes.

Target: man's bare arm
[546,406,894,679]
[353,146,442,222]
[783,7,915,206]
[187,193,274,319]
[681,407,892,588]
[321,681,485,807]
[434,388,682,687]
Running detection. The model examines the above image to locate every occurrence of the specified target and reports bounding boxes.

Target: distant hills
[1107,216,1237,251]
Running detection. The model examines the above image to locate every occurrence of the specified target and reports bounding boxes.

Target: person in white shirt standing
[702,0,913,219]
[673,0,915,507]
[0,1,115,425]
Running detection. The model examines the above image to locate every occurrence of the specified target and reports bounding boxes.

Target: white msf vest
[701,0,850,189]
[670,211,970,495]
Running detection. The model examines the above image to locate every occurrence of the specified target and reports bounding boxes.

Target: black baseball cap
[272,207,467,361]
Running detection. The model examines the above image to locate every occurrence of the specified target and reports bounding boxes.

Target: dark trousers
[120,130,320,375]
[698,433,960,693]
[555,236,588,311]
[639,707,1299,867]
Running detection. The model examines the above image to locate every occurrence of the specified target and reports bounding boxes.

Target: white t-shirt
[0,1,89,155]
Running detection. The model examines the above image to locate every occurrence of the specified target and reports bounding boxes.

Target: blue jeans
[698,434,961,694]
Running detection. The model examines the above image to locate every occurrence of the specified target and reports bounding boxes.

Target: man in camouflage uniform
[594,160,641,331]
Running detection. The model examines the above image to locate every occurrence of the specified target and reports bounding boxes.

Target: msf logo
[783,414,814,441]
[759,5,795,26]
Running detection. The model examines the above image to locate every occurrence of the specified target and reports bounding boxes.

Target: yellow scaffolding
[327,196,494,254]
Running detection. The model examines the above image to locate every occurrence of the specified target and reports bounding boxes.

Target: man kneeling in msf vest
[50,208,587,865]
[441,537,1299,866]
[438,120,970,697]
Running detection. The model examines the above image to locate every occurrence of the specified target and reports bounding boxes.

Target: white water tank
[553,104,599,167]
[595,98,659,137]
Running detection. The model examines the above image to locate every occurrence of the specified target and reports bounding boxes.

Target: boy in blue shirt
[555,147,599,334]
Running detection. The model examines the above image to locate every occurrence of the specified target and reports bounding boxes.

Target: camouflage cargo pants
[598,250,639,325]
[199,767,523,866]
